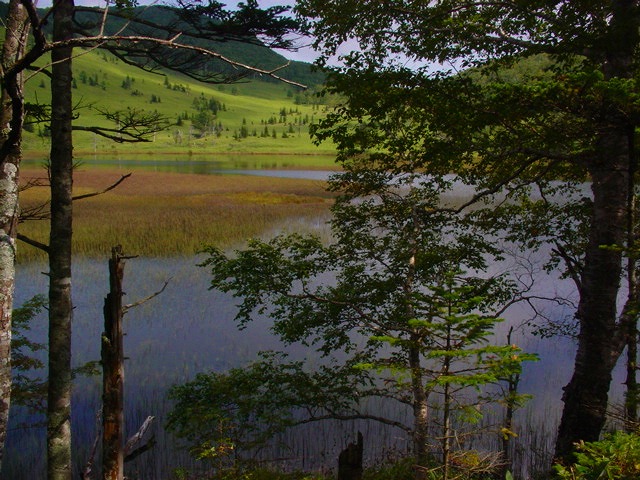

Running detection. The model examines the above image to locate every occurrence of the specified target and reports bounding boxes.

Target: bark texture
[409,340,429,462]
[102,247,125,480]
[555,155,629,456]
[0,0,29,468]
[47,0,74,478]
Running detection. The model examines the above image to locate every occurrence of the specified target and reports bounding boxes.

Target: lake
[3,158,627,479]
[22,154,339,176]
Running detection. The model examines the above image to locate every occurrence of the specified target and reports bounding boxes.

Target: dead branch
[47,35,305,88]
[75,1,297,49]
[72,173,132,201]
[72,108,171,143]
[73,126,156,143]
[17,233,50,253]
[18,176,48,192]
[123,279,170,313]
[124,415,155,454]
[19,201,50,223]
[18,174,133,253]
[82,410,102,480]
[10,0,307,97]
[124,416,156,463]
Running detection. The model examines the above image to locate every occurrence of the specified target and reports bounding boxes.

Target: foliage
[553,432,640,480]
[295,0,640,459]
[171,465,329,480]
[362,457,416,480]
[168,351,368,455]
[171,159,535,469]
[363,455,510,480]
[11,295,47,413]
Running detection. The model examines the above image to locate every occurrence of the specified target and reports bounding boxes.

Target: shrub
[553,431,640,480]
[363,458,415,480]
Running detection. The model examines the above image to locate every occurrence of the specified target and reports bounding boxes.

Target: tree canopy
[295,0,640,461]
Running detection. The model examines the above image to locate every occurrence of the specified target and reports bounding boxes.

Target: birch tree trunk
[0,0,29,467]
[47,0,74,478]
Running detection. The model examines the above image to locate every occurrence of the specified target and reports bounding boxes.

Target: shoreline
[24,150,337,158]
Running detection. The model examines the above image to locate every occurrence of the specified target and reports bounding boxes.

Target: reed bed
[18,168,334,262]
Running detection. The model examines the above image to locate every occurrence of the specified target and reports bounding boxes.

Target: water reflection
[22,154,338,176]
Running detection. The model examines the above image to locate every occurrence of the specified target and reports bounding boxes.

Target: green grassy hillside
[22,47,336,159]
[71,4,326,88]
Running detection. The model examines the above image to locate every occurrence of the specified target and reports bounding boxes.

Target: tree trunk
[0,0,29,468]
[441,322,452,480]
[102,247,125,480]
[405,212,430,466]
[624,164,638,428]
[441,380,451,480]
[47,0,74,478]
[410,340,429,463]
[625,322,638,427]
[554,0,639,460]
[554,126,632,459]
[502,327,519,472]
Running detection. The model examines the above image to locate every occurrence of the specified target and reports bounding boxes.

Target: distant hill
[19,35,334,156]
[0,2,335,156]
[0,2,324,87]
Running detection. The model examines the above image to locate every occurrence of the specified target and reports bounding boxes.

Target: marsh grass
[18,168,334,262]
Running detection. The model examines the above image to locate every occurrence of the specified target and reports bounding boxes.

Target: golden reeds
[18,168,333,262]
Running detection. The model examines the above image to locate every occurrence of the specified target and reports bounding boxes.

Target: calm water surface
[22,154,338,176]
[7,254,592,479]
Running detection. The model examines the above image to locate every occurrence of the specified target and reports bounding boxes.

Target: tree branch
[124,415,155,463]
[72,173,132,201]
[17,233,50,253]
[45,35,307,88]
[19,201,50,222]
[296,412,412,434]
[123,279,170,313]
[71,125,155,143]
[7,2,306,91]
[82,410,102,480]
[552,242,583,294]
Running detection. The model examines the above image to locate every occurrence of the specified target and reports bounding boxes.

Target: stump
[338,432,363,480]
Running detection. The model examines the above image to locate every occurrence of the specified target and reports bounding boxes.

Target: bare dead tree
[102,246,127,480]
[102,245,166,480]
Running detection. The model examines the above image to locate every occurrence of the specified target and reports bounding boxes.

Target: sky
[254,0,320,64]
